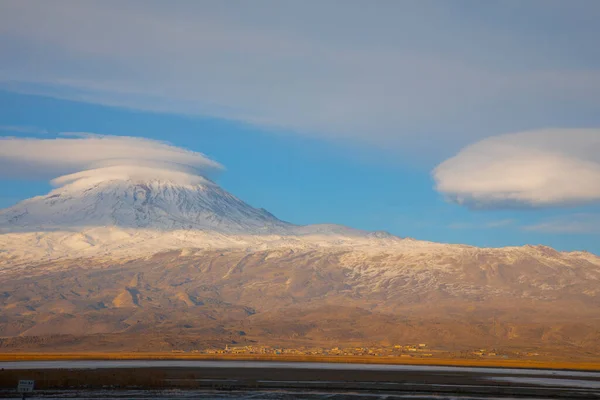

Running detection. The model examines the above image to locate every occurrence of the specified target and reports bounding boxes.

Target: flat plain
[1,360,600,399]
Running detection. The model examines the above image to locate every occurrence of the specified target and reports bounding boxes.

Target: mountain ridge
[0,174,405,263]
[1,174,596,260]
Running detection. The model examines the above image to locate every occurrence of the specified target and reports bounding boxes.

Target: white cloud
[0,135,223,184]
[433,129,600,208]
[51,165,212,188]
[1,1,600,154]
[523,214,600,234]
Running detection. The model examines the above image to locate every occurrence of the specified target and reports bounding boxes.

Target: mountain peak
[0,169,292,234]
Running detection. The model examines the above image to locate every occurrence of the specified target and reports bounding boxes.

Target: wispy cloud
[448,219,515,230]
[0,125,48,135]
[433,129,600,209]
[484,219,516,228]
[59,132,106,138]
[0,1,599,154]
[523,214,600,234]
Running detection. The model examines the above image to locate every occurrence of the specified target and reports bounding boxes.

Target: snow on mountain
[1,166,598,269]
[0,166,403,263]
[0,169,292,234]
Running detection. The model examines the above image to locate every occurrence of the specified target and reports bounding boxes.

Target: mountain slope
[1,247,600,357]
[0,175,292,234]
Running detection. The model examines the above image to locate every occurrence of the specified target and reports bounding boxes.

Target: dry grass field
[1,352,599,371]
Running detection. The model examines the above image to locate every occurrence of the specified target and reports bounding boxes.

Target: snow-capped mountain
[0,166,597,270]
[2,167,600,360]
[0,174,292,234]
[0,168,402,263]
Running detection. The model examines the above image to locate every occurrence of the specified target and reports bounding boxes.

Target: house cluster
[170,344,523,359]
[472,348,498,357]
[193,343,436,357]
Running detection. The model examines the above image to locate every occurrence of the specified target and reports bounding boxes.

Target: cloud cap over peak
[0,135,223,184]
[433,129,600,209]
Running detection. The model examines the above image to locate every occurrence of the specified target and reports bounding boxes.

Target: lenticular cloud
[0,134,223,185]
[433,129,600,208]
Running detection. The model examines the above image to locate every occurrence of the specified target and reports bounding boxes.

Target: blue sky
[1,1,600,253]
[2,91,600,253]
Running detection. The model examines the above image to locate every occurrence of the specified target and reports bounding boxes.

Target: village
[172,344,516,359]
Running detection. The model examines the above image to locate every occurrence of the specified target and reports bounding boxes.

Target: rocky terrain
[1,172,600,359]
